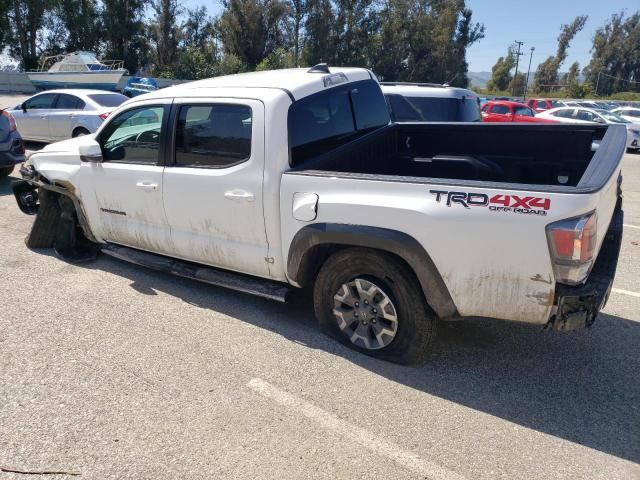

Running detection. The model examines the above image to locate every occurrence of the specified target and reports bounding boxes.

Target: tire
[25,189,60,249]
[313,247,436,365]
[0,166,13,178]
[73,128,89,138]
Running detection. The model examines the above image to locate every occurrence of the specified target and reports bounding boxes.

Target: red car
[480,101,558,123]
[527,98,556,113]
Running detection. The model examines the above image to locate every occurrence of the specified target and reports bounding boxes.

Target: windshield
[88,93,128,107]
[596,110,630,124]
[387,95,481,122]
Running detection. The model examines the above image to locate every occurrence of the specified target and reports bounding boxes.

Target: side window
[55,94,85,110]
[576,110,593,121]
[99,106,164,164]
[175,104,252,168]
[25,94,57,109]
[514,106,534,117]
[490,105,510,115]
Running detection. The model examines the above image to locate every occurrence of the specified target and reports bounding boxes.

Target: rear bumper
[550,206,623,331]
[0,136,26,166]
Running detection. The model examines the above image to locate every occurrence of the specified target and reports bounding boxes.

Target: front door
[162,99,270,277]
[75,100,174,254]
[15,93,57,141]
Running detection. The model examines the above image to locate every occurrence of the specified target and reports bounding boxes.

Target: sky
[181,0,637,73]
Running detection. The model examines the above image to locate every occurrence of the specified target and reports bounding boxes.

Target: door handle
[136,181,159,191]
[224,190,255,202]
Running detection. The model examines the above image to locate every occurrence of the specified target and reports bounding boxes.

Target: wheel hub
[332,278,398,350]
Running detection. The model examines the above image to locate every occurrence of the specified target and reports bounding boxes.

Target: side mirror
[21,102,27,113]
[79,140,103,163]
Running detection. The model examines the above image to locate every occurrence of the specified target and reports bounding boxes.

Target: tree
[486,47,515,92]
[59,0,102,52]
[283,0,308,66]
[6,0,53,70]
[217,0,269,69]
[102,0,150,73]
[302,0,335,65]
[533,15,587,93]
[182,6,216,50]
[150,0,182,75]
[584,11,640,95]
[373,0,483,85]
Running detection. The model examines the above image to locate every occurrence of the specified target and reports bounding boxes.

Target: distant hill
[468,71,491,89]
[467,71,585,90]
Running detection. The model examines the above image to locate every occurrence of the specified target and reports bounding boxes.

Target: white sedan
[10,90,128,143]
[537,106,640,151]
[611,107,640,124]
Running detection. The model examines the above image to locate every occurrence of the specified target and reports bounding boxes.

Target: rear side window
[288,80,389,165]
[175,104,252,168]
[55,94,85,110]
[88,94,128,107]
[490,104,510,115]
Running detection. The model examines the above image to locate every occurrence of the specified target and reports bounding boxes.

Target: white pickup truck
[14,65,626,364]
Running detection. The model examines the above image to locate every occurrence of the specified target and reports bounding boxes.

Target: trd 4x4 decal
[430,190,551,216]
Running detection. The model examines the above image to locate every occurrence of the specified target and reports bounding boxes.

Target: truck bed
[291,123,626,193]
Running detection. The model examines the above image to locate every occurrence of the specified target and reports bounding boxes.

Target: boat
[27,51,127,91]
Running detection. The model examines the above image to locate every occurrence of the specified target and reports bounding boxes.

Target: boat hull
[27,70,126,91]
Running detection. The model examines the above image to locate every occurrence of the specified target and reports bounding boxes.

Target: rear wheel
[313,248,436,365]
[72,128,89,138]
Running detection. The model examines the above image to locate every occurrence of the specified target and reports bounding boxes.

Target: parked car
[122,77,158,98]
[611,107,640,124]
[480,100,557,123]
[537,107,640,151]
[14,66,625,364]
[0,109,25,178]
[526,98,557,113]
[381,83,480,122]
[9,90,128,143]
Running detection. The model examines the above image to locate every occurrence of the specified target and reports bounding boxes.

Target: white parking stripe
[612,288,640,298]
[623,224,640,230]
[246,378,467,480]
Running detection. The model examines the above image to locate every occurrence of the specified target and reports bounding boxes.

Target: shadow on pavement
[55,250,640,464]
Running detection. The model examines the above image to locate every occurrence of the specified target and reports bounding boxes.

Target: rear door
[14,93,58,141]
[48,93,86,140]
[162,98,269,277]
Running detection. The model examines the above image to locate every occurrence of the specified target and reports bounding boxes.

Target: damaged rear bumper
[550,207,624,331]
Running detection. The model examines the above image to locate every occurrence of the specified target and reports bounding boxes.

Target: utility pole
[512,40,524,98]
[523,46,535,101]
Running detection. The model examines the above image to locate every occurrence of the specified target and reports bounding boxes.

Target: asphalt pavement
[0,144,638,479]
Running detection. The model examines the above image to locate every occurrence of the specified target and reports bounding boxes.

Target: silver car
[10,90,128,143]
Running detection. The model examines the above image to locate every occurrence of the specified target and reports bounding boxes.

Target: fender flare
[287,223,458,319]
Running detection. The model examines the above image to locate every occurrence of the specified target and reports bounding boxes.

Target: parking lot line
[246,378,467,480]
[612,288,640,298]
[623,224,640,229]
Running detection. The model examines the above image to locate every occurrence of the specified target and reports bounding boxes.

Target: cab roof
[141,67,375,102]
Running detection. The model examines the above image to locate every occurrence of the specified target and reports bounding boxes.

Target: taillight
[1,110,17,131]
[99,112,110,120]
[546,212,597,285]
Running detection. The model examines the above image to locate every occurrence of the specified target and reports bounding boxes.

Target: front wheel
[313,248,436,365]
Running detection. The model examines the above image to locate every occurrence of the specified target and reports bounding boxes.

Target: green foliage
[486,47,515,91]
[150,0,182,74]
[533,15,587,93]
[102,0,150,73]
[584,11,640,95]
[256,47,296,70]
